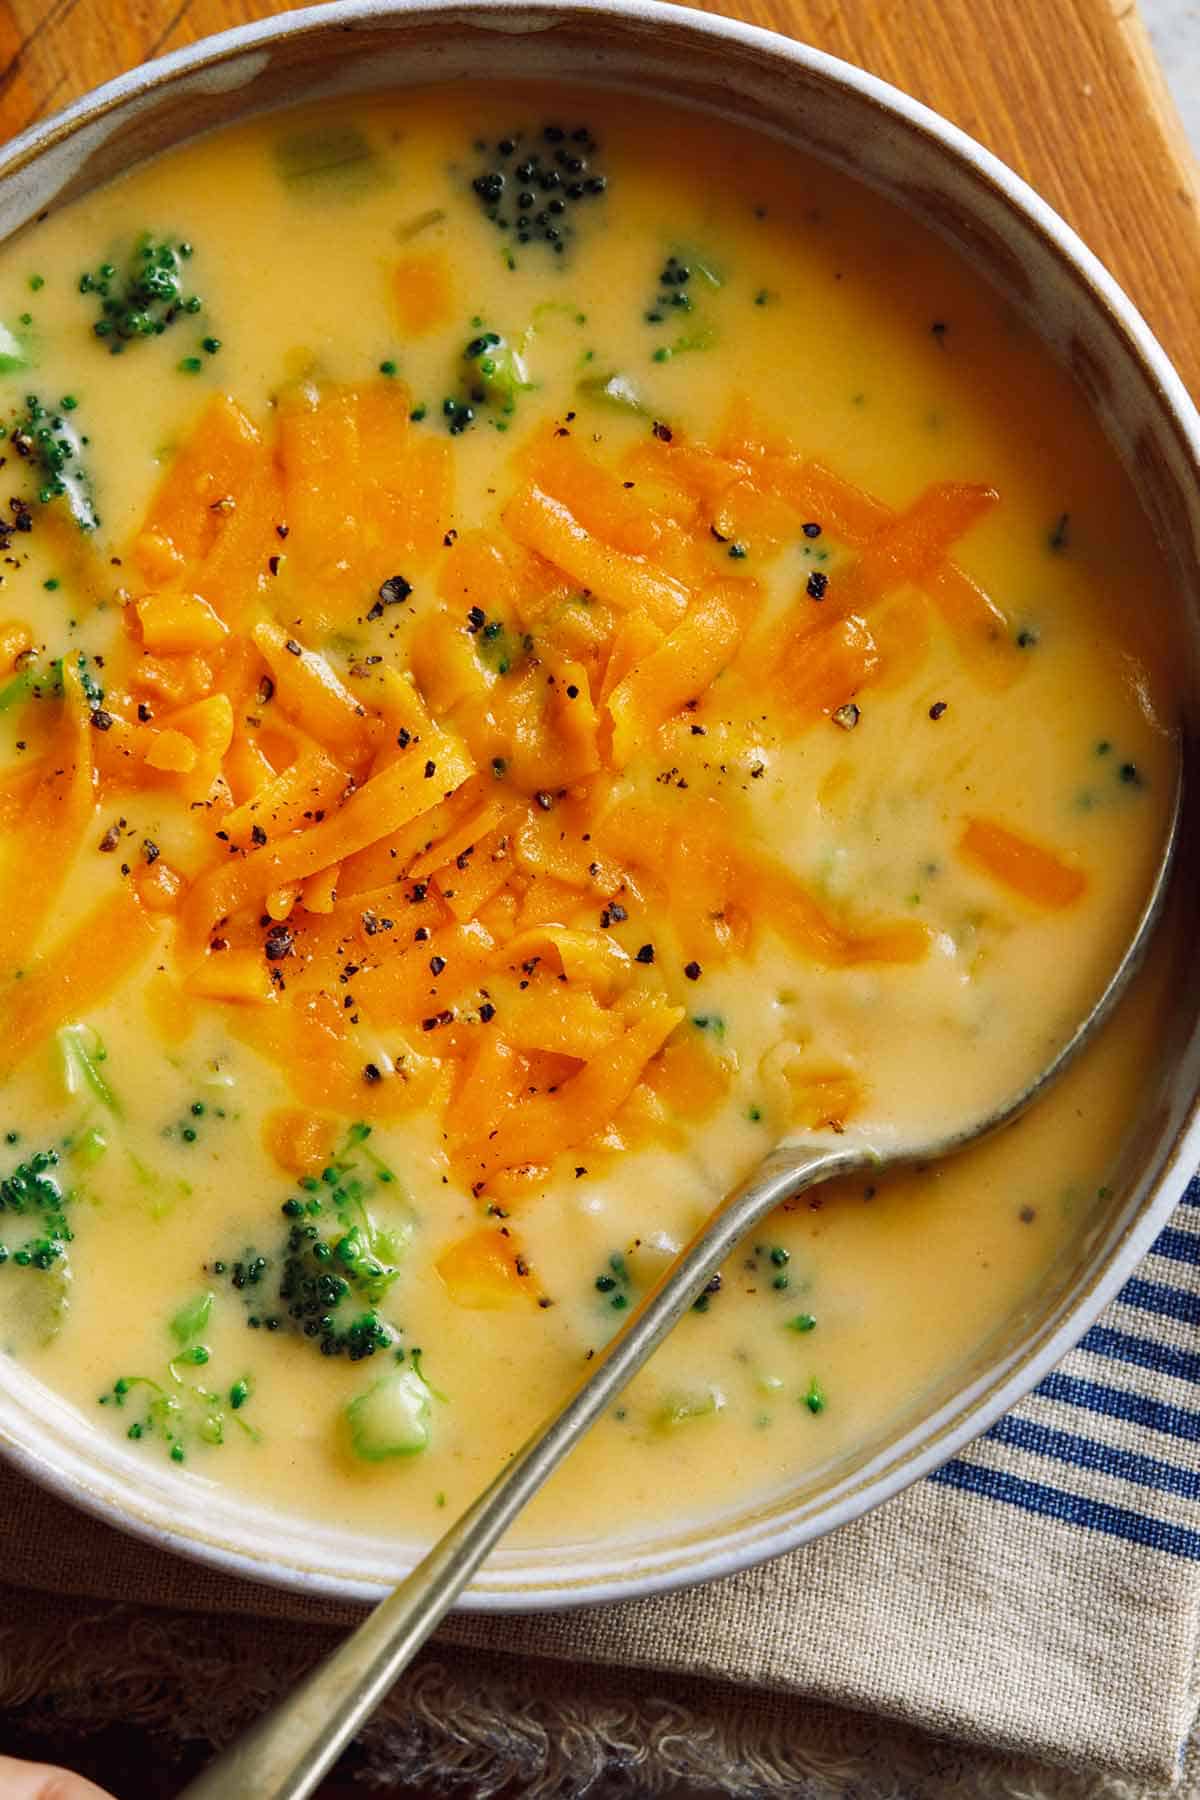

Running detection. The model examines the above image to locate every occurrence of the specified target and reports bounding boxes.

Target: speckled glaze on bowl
[0,0,1198,1612]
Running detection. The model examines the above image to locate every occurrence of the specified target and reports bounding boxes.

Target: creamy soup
[0,86,1178,1546]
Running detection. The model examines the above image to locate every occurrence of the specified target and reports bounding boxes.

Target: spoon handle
[177,1138,866,1800]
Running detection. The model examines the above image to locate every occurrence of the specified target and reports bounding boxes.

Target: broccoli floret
[79,235,202,352]
[462,331,531,413]
[98,1284,256,1463]
[222,1219,399,1360]
[217,1122,412,1359]
[643,248,723,361]
[98,1368,243,1464]
[0,1149,71,1270]
[469,123,608,262]
[443,329,533,436]
[0,1149,72,1344]
[10,396,97,530]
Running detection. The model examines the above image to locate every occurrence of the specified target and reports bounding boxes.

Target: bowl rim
[1,0,1198,1614]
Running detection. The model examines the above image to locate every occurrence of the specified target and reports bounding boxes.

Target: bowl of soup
[0,0,1196,1609]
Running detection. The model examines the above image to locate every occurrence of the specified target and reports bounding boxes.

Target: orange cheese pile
[0,381,1090,1277]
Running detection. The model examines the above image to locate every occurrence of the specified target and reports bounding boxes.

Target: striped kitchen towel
[440,1178,1200,1784]
[0,1181,1197,1791]
[930,1180,1200,1562]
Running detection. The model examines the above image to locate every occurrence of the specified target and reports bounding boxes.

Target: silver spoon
[178,769,1181,1800]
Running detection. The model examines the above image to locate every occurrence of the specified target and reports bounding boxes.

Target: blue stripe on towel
[1080,1324,1200,1385]
[928,1460,1200,1560]
[985,1414,1199,1499]
[929,1188,1200,1558]
[1036,1370,1200,1443]
[1150,1227,1200,1268]
[1119,1276,1200,1327]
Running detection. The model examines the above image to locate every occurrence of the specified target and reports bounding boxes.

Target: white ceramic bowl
[1,0,1199,1610]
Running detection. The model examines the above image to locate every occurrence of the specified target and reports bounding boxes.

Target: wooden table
[0,0,1196,1793]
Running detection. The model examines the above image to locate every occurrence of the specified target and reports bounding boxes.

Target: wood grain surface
[0,0,1198,394]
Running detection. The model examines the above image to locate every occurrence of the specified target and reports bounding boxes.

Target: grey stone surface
[1145,0,1200,147]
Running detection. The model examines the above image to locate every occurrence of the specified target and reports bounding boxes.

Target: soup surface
[0,86,1178,1548]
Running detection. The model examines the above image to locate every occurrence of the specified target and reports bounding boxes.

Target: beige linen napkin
[1,1180,1198,1794]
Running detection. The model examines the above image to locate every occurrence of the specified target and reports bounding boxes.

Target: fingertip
[0,1755,117,1800]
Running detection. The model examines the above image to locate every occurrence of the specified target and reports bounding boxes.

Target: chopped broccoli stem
[57,1023,122,1117]
[0,665,36,713]
[654,1386,726,1430]
[170,1290,214,1347]
[0,322,30,373]
[125,1148,193,1220]
[576,370,647,414]
[396,207,446,242]
[275,124,379,193]
[346,1366,432,1460]
[70,1125,109,1167]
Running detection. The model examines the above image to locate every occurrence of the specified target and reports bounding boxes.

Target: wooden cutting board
[0,0,1198,395]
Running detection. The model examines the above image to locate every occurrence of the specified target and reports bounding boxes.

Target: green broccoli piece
[169,1290,213,1347]
[98,1369,236,1463]
[218,1122,413,1358]
[643,249,723,360]
[444,329,532,435]
[274,125,379,195]
[576,370,648,414]
[653,1385,726,1431]
[0,1148,73,1344]
[98,1286,256,1462]
[125,1147,193,1221]
[10,397,98,531]
[79,235,202,353]
[462,330,531,413]
[222,1220,400,1359]
[346,1366,431,1460]
[0,651,105,719]
[57,1023,121,1116]
[468,125,607,263]
[0,322,30,373]
[0,1149,71,1272]
[0,663,36,714]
